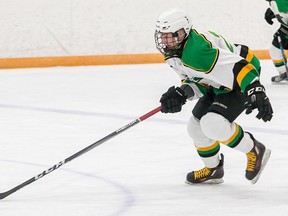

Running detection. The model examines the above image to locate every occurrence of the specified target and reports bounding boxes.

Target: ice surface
[0,60,287,215]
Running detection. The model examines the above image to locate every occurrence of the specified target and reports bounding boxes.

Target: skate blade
[271,73,288,83]
[271,81,288,85]
[185,178,224,185]
[250,149,271,184]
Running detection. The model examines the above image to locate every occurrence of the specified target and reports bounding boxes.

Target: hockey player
[264,0,288,82]
[155,8,273,184]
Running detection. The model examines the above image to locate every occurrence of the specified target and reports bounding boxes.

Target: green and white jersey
[164,29,260,100]
[275,0,288,13]
[271,0,288,25]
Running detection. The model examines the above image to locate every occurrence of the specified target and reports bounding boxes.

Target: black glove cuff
[244,81,265,97]
[180,84,195,99]
[175,87,187,103]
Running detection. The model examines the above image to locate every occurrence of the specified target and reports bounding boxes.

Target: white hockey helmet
[155,8,192,35]
[155,8,192,55]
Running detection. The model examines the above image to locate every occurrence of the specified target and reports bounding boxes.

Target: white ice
[0,60,287,216]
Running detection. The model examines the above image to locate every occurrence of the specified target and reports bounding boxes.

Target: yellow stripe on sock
[196,141,220,151]
[221,123,239,145]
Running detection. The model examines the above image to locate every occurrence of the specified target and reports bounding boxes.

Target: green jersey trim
[181,30,219,73]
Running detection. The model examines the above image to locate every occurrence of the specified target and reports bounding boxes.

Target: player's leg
[269,29,288,82]
[200,90,271,183]
[186,93,224,184]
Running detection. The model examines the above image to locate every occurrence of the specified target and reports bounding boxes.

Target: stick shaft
[0,106,161,200]
[277,36,288,73]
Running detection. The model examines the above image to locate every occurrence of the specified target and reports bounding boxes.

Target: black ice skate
[245,133,271,184]
[186,154,224,184]
[271,72,288,83]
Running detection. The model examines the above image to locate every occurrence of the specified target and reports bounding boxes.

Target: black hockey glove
[244,81,273,122]
[273,26,288,41]
[160,86,187,113]
[265,8,275,25]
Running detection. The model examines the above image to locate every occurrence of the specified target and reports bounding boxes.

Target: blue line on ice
[0,103,286,135]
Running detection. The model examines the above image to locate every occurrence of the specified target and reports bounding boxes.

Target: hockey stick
[0,106,161,200]
[271,35,288,82]
[268,1,288,82]
[278,35,288,72]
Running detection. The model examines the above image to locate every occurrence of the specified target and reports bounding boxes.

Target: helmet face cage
[154,9,192,55]
[154,28,187,55]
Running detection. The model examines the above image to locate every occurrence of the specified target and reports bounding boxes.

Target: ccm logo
[35,160,65,180]
[247,86,264,96]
